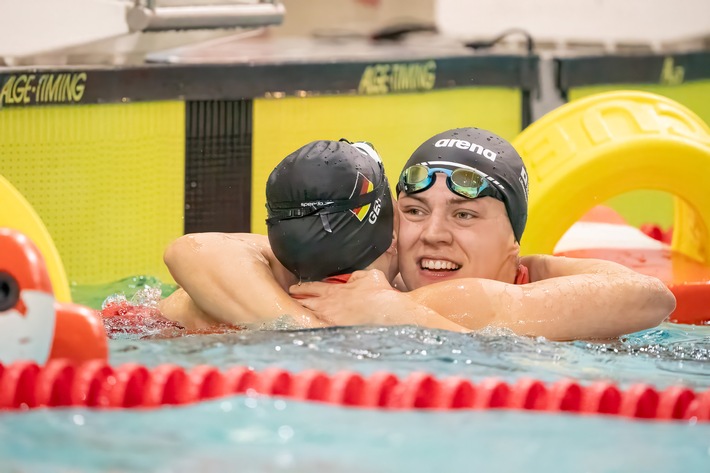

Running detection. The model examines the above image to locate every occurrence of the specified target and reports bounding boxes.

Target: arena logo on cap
[434,139,497,162]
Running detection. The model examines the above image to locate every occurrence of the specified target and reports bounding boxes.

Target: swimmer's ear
[509,239,521,259]
[387,228,398,255]
[389,209,399,255]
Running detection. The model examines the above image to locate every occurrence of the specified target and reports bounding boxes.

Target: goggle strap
[267,180,385,222]
[320,213,333,233]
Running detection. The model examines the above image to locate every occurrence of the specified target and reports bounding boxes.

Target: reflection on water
[2,395,709,473]
[108,324,710,390]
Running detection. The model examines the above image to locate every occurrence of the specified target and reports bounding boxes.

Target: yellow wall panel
[0,101,185,285]
[252,88,521,234]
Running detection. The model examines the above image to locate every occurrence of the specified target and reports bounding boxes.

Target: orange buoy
[0,228,107,364]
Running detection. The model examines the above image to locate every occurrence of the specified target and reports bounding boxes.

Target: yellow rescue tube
[513,90,710,264]
[0,174,71,302]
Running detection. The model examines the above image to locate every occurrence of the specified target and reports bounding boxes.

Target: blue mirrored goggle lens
[399,165,491,199]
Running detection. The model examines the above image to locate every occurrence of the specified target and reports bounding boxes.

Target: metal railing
[126,0,285,32]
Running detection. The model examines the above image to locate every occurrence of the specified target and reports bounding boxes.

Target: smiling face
[396,177,520,290]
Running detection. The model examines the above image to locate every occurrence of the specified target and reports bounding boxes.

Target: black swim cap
[266,140,394,281]
[399,128,529,242]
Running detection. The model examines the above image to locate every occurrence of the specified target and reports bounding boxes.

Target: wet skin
[396,177,520,290]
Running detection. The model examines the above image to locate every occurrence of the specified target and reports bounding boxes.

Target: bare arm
[290,256,676,340]
[290,270,470,332]
[407,255,675,340]
[160,233,325,329]
[158,287,221,330]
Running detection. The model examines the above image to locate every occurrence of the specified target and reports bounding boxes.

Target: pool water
[2,397,709,473]
[1,277,709,471]
[71,275,176,311]
[106,323,710,390]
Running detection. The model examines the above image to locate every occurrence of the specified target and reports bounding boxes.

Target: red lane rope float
[1,361,708,422]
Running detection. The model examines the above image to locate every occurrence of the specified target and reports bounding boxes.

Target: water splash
[92,275,183,340]
[71,278,710,389]
[72,275,176,310]
[107,323,710,389]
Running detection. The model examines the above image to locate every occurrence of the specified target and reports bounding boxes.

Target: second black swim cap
[400,128,529,242]
[266,140,394,281]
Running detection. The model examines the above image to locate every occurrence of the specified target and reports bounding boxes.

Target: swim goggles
[266,180,385,223]
[397,162,501,200]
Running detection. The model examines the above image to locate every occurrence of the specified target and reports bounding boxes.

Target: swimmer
[163,129,676,339]
[291,128,676,339]
[160,139,465,331]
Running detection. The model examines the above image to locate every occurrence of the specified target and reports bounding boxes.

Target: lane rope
[1,360,707,422]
